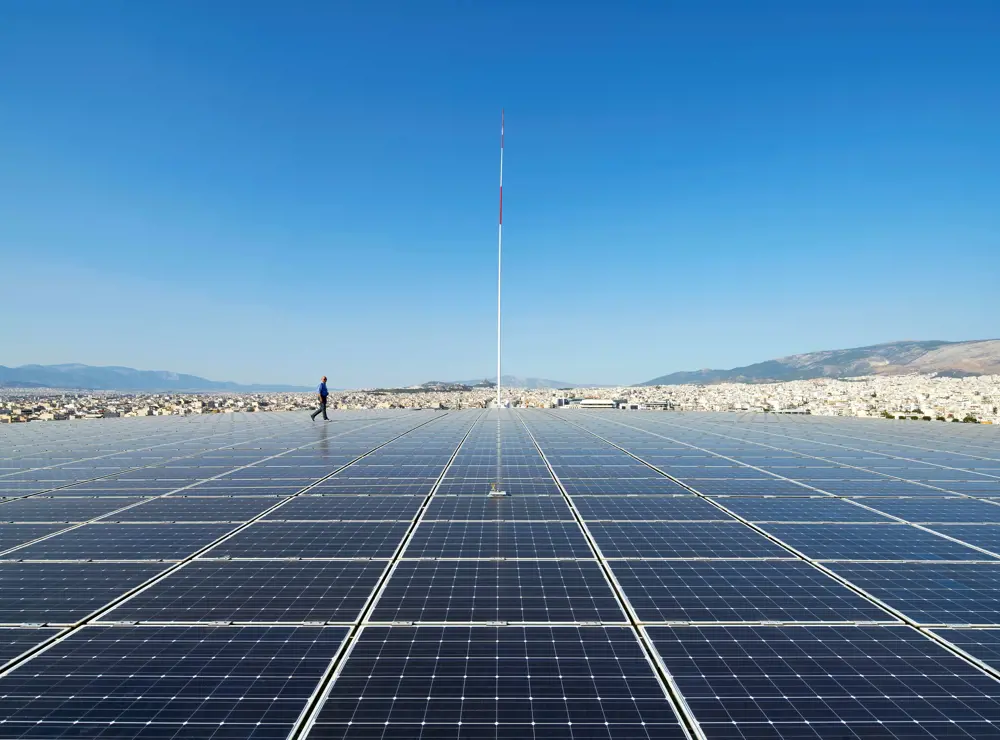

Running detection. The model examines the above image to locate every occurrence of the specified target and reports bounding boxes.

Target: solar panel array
[2,409,1000,738]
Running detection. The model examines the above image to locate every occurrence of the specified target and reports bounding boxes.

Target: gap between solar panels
[0,415,406,560]
[0,412,451,677]
[287,409,486,740]
[513,411,710,740]
[544,410,1000,685]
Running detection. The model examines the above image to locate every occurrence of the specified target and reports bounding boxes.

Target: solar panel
[6,522,236,560]
[0,496,147,522]
[108,495,286,522]
[864,497,1000,523]
[370,560,624,623]
[611,560,891,623]
[106,560,385,623]
[0,625,349,737]
[311,626,687,737]
[264,494,424,521]
[0,561,170,624]
[827,562,1000,625]
[712,495,892,522]
[404,521,592,559]
[647,624,1000,738]
[573,495,728,521]
[925,525,1000,555]
[589,521,792,559]
[931,627,1000,672]
[424,494,573,520]
[762,523,993,561]
[0,524,72,552]
[207,521,410,559]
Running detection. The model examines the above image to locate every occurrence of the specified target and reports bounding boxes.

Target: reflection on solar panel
[3,408,1000,737]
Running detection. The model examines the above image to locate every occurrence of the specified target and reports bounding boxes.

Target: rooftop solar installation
[2,409,1000,738]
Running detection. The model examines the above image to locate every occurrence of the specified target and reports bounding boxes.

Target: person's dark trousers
[311,400,329,421]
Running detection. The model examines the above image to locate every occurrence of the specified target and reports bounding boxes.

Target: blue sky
[3,1,998,387]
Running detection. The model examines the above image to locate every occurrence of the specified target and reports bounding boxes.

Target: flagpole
[497,109,504,411]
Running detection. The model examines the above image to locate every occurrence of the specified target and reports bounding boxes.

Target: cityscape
[3,371,998,424]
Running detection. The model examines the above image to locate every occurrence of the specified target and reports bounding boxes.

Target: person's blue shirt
[318,382,328,398]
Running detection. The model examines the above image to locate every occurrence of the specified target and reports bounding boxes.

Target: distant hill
[640,340,1000,386]
[425,375,586,390]
[0,364,312,392]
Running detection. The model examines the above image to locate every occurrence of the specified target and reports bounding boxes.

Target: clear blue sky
[3,1,998,387]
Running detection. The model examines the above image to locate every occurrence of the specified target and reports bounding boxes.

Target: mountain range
[0,364,311,392]
[640,339,1000,386]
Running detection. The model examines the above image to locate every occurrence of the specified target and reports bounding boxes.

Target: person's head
[321,376,327,383]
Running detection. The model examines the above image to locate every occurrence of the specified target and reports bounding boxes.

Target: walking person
[311,376,330,421]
